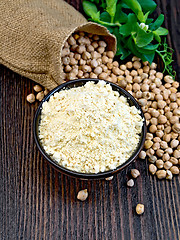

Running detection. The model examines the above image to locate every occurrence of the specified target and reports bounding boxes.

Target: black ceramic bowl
[34,79,146,179]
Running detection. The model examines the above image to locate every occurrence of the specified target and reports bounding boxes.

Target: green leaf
[153,32,161,42]
[143,52,155,63]
[135,23,154,47]
[82,1,100,21]
[100,12,111,22]
[122,0,144,22]
[144,11,150,22]
[137,0,157,14]
[135,44,157,54]
[149,14,164,31]
[153,27,168,36]
[126,37,145,60]
[119,13,137,37]
[142,43,159,51]
[146,18,154,24]
[114,3,128,24]
[106,0,117,18]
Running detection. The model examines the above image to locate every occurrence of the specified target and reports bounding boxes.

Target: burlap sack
[0,0,116,90]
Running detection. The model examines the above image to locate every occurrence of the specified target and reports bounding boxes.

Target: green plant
[83,0,176,78]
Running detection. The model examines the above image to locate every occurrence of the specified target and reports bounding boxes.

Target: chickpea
[79,59,86,65]
[169,116,179,124]
[94,66,102,75]
[84,73,89,78]
[82,52,91,60]
[164,83,171,89]
[162,153,170,162]
[164,161,173,170]
[97,46,105,54]
[89,72,97,79]
[170,166,179,175]
[163,134,171,142]
[82,65,91,73]
[160,141,168,149]
[137,68,143,75]
[107,51,114,58]
[139,151,146,159]
[164,126,171,134]
[131,70,138,77]
[169,93,177,102]
[170,139,179,148]
[154,78,162,87]
[170,87,177,93]
[138,99,147,107]
[150,118,157,125]
[144,140,153,149]
[163,90,170,100]
[150,62,157,69]
[157,125,164,131]
[91,51,101,59]
[144,113,151,120]
[156,149,164,157]
[158,115,167,124]
[157,100,166,109]
[126,61,133,69]
[36,91,44,101]
[126,75,133,83]
[135,91,142,99]
[27,93,35,103]
[151,109,159,118]
[172,81,179,88]
[132,83,140,92]
[99,72,108,80]
[126,84,132,91]
[133,61,141,69]
[77,189,88,201]
[152,142,160,150]
[156,160,164,169]
[149,125,157,133]
[171,132,178,139]
[87,45,94,52]
[173,109,180,116]
[169,101,178,110]
[118,79,127,88]
[150,102,157,109]
[143,65,149,73]
[169,157,178,165]
[152,88,161,95]
[149,164,157,175]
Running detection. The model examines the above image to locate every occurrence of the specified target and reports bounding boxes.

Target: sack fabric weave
[0,0,116,90]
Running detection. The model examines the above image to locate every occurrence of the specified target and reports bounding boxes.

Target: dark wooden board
[0,0,180,239]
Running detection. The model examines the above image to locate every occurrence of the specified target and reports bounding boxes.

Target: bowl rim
[33,79,146,179]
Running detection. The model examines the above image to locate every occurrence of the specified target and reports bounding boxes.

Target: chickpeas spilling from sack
[28,31,179,181]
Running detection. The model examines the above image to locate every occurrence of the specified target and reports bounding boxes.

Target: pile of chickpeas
[62,31,180,180]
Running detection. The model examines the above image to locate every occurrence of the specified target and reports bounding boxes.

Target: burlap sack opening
[0,0,116,90]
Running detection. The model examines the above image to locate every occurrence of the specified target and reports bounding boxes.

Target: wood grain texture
[0,0,180,240]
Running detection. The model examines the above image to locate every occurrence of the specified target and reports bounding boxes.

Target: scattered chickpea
[77,189,88,201]
[149,164,157,175]
[166,170,173,180]
[139,151,146,159]
[156,160,164,169]
[36,91,44,101]
[170,166,179,175]
[144,140,153,149]
[131,169,140,178]
[136,204,144,215]
[156,170,166,179]
[127,179,134,187]
[33,85,42,92]
[27,93,35,103]
[105,176,114,181]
